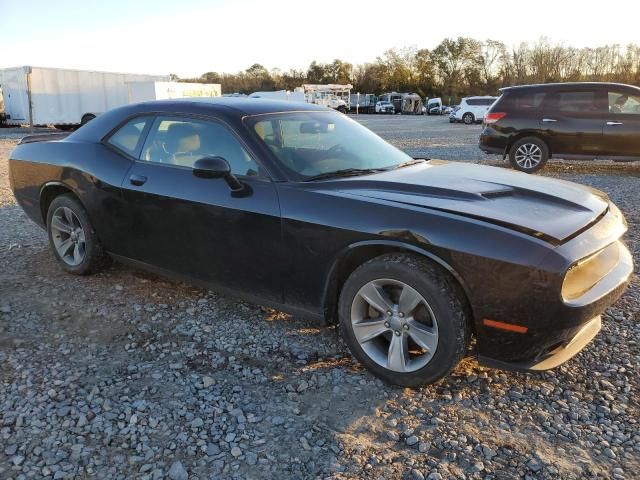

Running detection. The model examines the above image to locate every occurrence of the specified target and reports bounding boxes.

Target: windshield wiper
[303,168,388,182]
[394,158,428,169]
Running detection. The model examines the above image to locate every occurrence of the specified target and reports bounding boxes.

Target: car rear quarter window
[107,117,150,157]
[514,92,544,109]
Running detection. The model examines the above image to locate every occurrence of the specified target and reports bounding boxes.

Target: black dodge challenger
[8,99,633,386]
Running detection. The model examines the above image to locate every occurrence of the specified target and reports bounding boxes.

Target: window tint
[555,91,604,113]
[513,92,544,109]
[108,117,149,157]
[466,99,480,106]
[140,117,262,177]
[608,92,640,114]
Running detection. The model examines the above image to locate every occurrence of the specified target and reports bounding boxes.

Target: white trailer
[248,90,306,103]
[0,66,168,127]
[127,81,221,103]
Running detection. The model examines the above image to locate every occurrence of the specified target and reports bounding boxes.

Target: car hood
[326,161,609,244]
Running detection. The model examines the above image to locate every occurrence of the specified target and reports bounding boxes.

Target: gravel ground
[0,120,638,480]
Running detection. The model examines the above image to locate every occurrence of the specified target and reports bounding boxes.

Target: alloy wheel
[350,279,439,373]
[514,143,542,170]
[50,206,86,266]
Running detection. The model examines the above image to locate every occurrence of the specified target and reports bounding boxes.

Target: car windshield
[251,111,412,180]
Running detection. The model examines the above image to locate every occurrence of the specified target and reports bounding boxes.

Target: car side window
[140,116,263,177]
[107,117,150,157]
[608,92,640,114]
[555,91,605,113]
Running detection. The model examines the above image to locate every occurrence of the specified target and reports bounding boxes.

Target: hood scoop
[481,189,513,199]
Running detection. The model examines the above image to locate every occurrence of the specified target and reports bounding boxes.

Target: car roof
[500,82,640,93]
[133,97,330,116]
[462,96,498,100]
[69,97,333,144]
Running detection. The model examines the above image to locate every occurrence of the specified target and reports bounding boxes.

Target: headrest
[165,123,200,154]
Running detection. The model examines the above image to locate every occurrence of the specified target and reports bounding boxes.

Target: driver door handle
[542,118,557,123]
[606,121,624,126]
[129,174,148,186]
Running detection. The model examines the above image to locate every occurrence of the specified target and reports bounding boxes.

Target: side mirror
[192,156,250,196]
[193,156,231,179]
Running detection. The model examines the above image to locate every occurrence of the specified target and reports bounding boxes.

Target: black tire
[508,136,549,173]
[462,112,474,125]
[46,194,108,275]
[339,253,470,387]
[81,114,96,125]
[336,106,347,114]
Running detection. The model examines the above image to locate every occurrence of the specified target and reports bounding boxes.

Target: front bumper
[479,315,601,371]
[476,240,633,372]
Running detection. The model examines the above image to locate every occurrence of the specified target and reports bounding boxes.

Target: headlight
[562,242,620,301]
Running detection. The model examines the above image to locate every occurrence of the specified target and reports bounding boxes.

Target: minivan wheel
[339,253,470,387]
[509,137,549,173]
[46,194,108,275]
[462,113,474,124]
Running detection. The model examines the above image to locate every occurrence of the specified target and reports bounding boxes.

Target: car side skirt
[108,253,327,325]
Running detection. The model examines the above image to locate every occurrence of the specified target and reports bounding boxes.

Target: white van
[453,96,498,124]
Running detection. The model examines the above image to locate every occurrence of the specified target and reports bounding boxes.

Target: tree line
[174,38,640,103]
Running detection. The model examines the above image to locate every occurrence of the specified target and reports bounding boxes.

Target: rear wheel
[462,113,474,124]
[508,136,549,173]
[339,253,470,387]
[46,194,108,275]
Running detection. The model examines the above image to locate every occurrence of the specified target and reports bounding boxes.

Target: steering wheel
[326,144,344,156]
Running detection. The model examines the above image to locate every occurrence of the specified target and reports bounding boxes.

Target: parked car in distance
[449,105,459,123]
[9,98,632,386]
[454,96,498,124]
[480,82,640,173]
[426,97,443,115]
[375,101,395,114]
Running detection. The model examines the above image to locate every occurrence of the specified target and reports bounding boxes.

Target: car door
[540,88,607,158]
[118,114,283,303]
[600,89,640,160]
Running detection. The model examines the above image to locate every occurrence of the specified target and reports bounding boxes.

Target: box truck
[0,66,168,128]
[127,81,221,103]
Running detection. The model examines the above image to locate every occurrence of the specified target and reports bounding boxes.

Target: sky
[2,0,639,77]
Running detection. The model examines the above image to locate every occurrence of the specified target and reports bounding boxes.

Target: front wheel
[462,112,474,125]
[46,194,108,275]
[339,254,470,387]
[508,137,549,173]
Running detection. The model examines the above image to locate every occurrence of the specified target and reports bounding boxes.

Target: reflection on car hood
[327,160,609,243]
